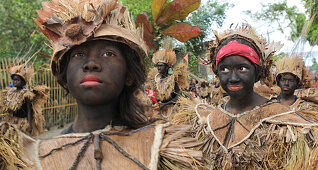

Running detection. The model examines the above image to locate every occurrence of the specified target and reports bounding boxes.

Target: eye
[72,52,85,59]
[102,51,114,57]
[239,66,248,72]
[220,67,230,73]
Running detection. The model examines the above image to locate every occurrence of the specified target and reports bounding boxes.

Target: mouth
[227,85,243,91]
[80,75,102,87]
[283,87,290,91]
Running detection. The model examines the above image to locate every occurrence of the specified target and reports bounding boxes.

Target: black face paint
[217,55,257,98]
[12,75,25,89]
[156,62,169,77]
[278,73,298,95]
[66,40,127,106]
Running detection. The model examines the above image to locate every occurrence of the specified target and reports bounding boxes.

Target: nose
[83,60,102,72]
[229,71,240,83]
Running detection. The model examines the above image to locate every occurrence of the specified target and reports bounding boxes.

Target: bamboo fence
[0,58,77,129]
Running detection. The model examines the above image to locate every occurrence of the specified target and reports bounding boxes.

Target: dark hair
[214,37,262,82]
[56,40,150,129]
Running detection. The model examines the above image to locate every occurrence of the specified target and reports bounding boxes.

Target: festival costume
[172,24,318,169]
[274,56,318,113]
[148,39,188,120]
[0,1,203,169]
[196,80,213,104]
[0,64,49,137]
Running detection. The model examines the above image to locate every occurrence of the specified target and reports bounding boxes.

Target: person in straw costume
[273,55,318,116]
[0,59,49,136]
[148,38,188,120]
[171,24,318,169]
[0,1,203,169]
[196,79,213,104]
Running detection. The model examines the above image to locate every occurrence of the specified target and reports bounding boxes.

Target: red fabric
[216,40,260,67]
[147,89,157,103]
[315,80,318,88]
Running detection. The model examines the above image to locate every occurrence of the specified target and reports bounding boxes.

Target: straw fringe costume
[274,56,318,114]
[148,41,188,120]
[171,25,318,169]
[0,65,49,136]
[0,1,203,169]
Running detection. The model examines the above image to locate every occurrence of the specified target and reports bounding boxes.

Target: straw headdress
[34,0,148,88]
[152,38,176,66]
[206,24,283,85]
[9,65,34,83]
[274,56,312,88]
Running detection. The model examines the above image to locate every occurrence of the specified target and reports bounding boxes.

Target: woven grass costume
[273,55,318,116]
[0,63,49,137]
[0,1,203,169]
[172,25,318,169]
[148,39,188,120]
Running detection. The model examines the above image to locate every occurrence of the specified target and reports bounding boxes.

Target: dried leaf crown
[34,0,148,84]
[274,55,312,88]
[9,56,35,83]
[205,24,283,85]
[152,37,176,66]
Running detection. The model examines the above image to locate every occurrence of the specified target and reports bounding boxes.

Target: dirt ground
[36,122,72,140]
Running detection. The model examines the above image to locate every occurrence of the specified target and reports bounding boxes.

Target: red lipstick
[80,75,102,86]
[227,85,243,91]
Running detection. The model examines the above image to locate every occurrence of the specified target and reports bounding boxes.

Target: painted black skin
[66,40,143,133]
[277,73,299,106]
[156,62,179,109]
[12,75,32,134]
[217,55,267,114]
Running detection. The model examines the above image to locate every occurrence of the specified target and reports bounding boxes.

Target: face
[66,40,127,105]
[12,75,25,88]
[217,55,257,98]
[156,62,169,75]
[278,73,298,95]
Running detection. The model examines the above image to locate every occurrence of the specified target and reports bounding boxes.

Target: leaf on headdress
[156,0,201,26]
[162,22,201,42]
[136,12,156,50]
[151,0,168,23]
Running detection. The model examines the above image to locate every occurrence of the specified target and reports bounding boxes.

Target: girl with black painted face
[274,55,318,111]
[1,2,203,169]
[0,64,49,136]
[215,38,267,114]
[171,24,318,169]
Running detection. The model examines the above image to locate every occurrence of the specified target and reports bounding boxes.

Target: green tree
[245,0,318,46]
[312,57,318,73]
[184,0,231,76]
[0,0,51,67]
[121,0,153,19]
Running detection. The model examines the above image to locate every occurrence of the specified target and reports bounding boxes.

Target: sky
[203,0,318,66]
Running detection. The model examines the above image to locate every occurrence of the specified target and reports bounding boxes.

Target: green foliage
[121,0,153,20]
[184,0,230,76]
[0,0,51,68]
[311,57,318,73]
[245,0,318,46]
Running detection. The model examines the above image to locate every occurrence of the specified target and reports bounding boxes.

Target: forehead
[12,75,22,80]
[218,55,253,66]
[157,62,167,66]
[71,40,121,51]
[281,73,297,79]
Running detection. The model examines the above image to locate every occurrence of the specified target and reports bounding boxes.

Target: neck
[279,92,296,106]
[160,72,169,79]
[72,100,122,133]
[226,90,267,114]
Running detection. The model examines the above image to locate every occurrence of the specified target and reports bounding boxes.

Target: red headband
[216,40,260,67]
